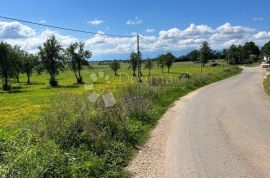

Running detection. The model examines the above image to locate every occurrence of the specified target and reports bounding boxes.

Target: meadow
[0,60,241,177]
[0,61,226,127]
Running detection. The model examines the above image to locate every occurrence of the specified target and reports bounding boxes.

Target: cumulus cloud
[216,23,254,34]
[126,17,143,25]
[159,23,213,40]
[1,21,270,58]
[88,19,103,25]
[253,31,270,39]
[252,17,263,21]
[0,21,36,39]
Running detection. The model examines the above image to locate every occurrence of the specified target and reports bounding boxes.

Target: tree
[188,50,200,63]
[22,53,38,84]
[226,45,239,65]
[164,52,175,73]
[262,41,270,58]
[247,54,257,64]
[39,35,64,87]
[200,41,211,65]
[65,42,92,83]
[145,59,153,75]
[157,54,165,73]
[129,52,141,76]
[243,41,260,57]
[226,44,252,64]
[110,60,120,76]
[0,42,13,90]
[10,46,24,83]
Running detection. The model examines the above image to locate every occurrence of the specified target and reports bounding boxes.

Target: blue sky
[0,0,270,60]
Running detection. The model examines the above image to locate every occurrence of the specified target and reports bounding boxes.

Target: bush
[178,73,191,80]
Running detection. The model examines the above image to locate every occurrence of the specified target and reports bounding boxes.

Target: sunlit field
[0,60,227,127]
[0,59,242,177]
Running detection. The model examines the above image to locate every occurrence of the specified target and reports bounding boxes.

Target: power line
[0,15,133,38]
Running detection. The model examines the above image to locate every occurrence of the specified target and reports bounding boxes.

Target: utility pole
[137,34,142,82]
[200,49,203,74]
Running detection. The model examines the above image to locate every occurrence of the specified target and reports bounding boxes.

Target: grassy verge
[263,75,270,96]
[243,62,260,67]
[0,66,241,177]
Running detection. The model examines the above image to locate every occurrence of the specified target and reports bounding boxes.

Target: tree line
[185,41,270,65]
[0,35,92,91]
[1,37,270,91]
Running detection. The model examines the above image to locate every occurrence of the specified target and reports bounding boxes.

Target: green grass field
[0,60,242,177]
[0,60,227,128]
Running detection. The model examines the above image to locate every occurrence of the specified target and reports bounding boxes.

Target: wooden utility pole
[137,34,142,82]
[200,49,203,74]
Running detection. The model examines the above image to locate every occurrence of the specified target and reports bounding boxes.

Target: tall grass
[0,66,241,177]
[263,75,270,96]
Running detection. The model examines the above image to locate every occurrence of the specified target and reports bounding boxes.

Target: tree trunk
[115,71,117,76]
[3,76,10,91]
[168,67,170,73]
[77,69,83,83]
[16,74,20,83]
[50,74,58,87]
[149,69,151,76]
[133,69,136,76]
[162,67,164,73]
[27,74,31,84]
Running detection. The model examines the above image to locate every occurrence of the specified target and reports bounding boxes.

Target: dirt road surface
[127,67,270,177]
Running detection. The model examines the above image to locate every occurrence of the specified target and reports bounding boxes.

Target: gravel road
[127,67,270,178]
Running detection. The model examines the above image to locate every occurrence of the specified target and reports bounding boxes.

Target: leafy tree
[226,45,239,65]
[262,41,270,58]
[65,42,92,83]
[129,52,142,76]
[39,35,64,87]
[188,50,200,63]
[200,41,212,65]
[0,42,13,90]
[144,59,153,75]
[226,45,247,64]
[22,53,38,84]
[247,54,257,64]
[10,46,24,83]
[157,54,165,73]
[164,52,175,73]
[110,60,121,76]
[243,41,260,57]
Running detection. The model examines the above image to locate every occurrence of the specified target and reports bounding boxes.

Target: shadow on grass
[0,88,27,94]
[23,82,46,86]
[41,83,81,90]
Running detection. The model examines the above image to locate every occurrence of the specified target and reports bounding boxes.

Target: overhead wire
[0,15,133,38]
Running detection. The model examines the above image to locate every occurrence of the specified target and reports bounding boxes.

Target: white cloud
[216,23,254,34]
[88,19,104,25]
[253,31,270,39]
[126,17,143,25]
[1,21,270,58]
[159,23,213,40]
[252,17,263,21]
[0,21,36,39]
[39,20,46,24]
[145,28,155,33]
[209,23,255,47]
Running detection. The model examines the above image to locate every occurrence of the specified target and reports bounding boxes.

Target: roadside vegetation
[264,74,270,96]
[0,37,268,177]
